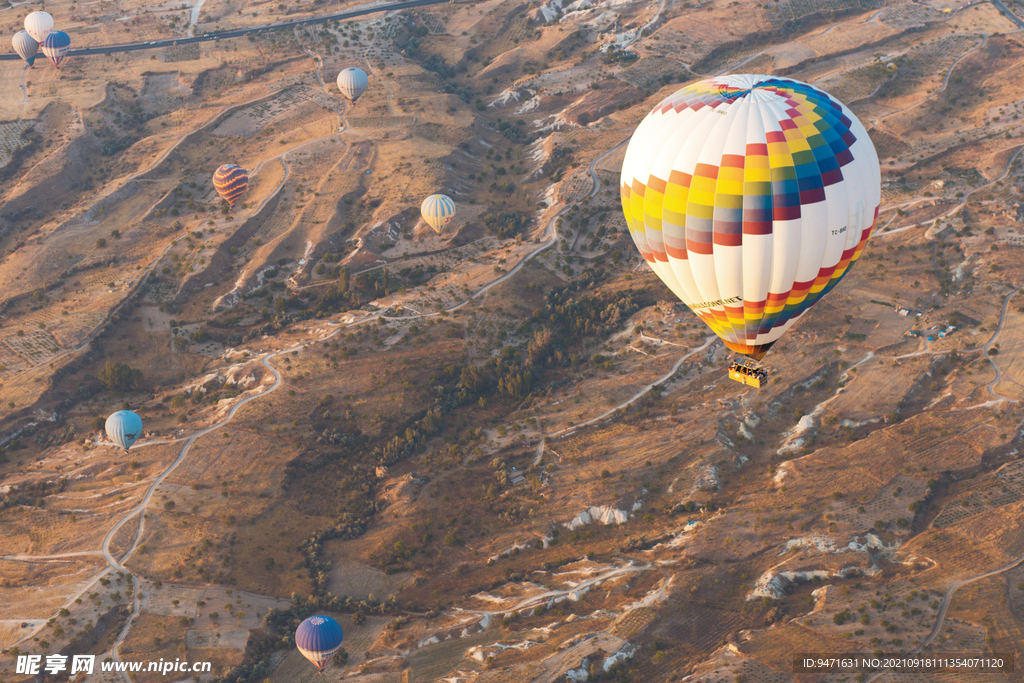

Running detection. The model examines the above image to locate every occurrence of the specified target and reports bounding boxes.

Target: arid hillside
[3,0,1024,682]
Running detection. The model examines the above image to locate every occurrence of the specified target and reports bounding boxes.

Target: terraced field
[557,167,592,203]
[0,121,34,168]
[878,3,941,29]
[762,0,878,30]
[162,43,202,63]
[832,472,929,529]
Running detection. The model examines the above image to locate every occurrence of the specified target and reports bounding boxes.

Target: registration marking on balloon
[620,75,881,361]
[690,296,742,311]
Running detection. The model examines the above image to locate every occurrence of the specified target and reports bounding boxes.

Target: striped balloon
[295,615,344,672]
[41,31,70,68]
[420,194,456,233]
[336,67,368,103]
[212,164,249,206]
[620,75,880,361]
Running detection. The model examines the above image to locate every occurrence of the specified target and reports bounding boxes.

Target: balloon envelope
[295,616,344,672]
[12,31,39,64]
[41,31,70,68]
[24,11,53,43]
[336,67,368,102]
[212,164,249,206]
[420,194,456,233]
[619,74,880,360]
[105,411,143,452]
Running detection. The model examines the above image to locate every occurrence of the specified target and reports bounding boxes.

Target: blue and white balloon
[105,410,143,452]
[295,615,344,672]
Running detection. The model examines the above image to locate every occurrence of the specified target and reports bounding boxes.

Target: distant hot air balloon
[295,615,344,672]
[105,410,143,453]
[336,67,368,103]
[24,11,53,43]
[212,164,249,206]
[12,31,38,66]
[620,75,880,378]
[41,31,70,68]
[420,194,456,233]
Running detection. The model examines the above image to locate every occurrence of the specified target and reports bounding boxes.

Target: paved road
[0,0,452,61]
[993,0,1024,29]
[589,136,630,197]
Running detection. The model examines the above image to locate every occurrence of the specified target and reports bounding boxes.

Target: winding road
[863,544,1024,683]
[6,82,640,674]
[915,552,1024,653]
[8,2,1024,676]
[547,335,716,440]
[870,33,989,142]
[451,134,631,307]
[978,291,1023,402]
[880,287,1020,402]
[877,145,1024,238]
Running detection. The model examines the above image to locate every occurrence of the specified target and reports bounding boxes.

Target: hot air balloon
[620,75,880,387]
[24,11,53,43]
[105,410,143,453]
[420,194,456,233]
[212,164,249,206]
[12,31,38,67]
[336,67,368,103]
[41,31,70,68]
[295,615,344,672]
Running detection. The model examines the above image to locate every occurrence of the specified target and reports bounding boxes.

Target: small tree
[98,362,144,392]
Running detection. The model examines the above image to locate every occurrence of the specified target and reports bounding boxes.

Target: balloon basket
[728,360,767,388]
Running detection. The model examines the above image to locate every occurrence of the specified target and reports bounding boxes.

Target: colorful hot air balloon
[41,31,70,68]
[420,194,456,233]
[24,11,53,43]
[12,31,38,66]
[295,615,344,672]
[212,164,249,206]
[620,75,880,366]
[336,67,368,103]
[105,410,143,453]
